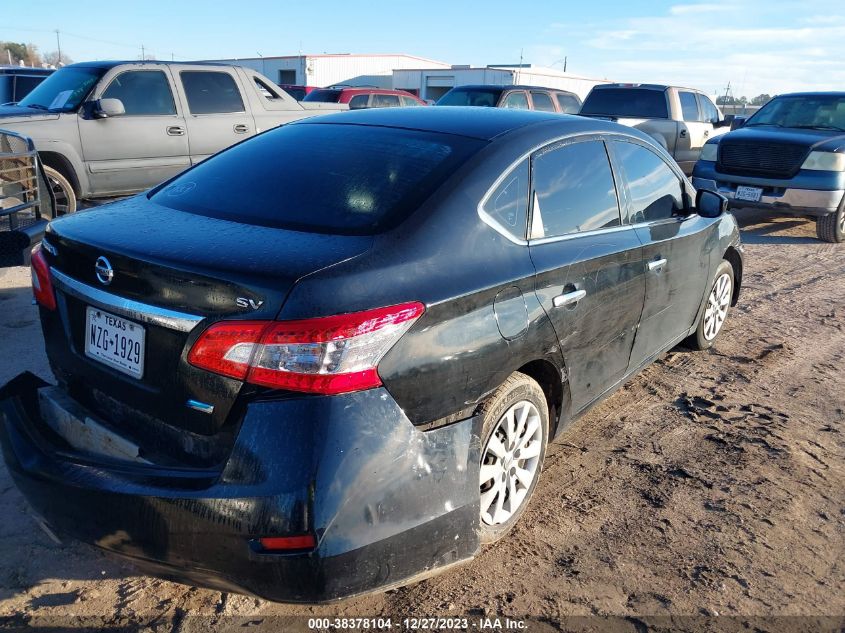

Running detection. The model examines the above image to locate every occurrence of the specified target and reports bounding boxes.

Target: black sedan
[0,107,743,602]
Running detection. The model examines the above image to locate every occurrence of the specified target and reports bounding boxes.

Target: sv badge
[236,297,265,310]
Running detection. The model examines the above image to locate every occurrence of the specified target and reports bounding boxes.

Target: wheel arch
[38,150,82,197]
[723,245,743,306]
[515,358,570,439]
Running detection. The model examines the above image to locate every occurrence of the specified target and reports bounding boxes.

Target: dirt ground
[0,209,843,631]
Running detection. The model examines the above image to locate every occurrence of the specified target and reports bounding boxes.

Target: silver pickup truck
[0,61,346,211]
[579,83,736,175]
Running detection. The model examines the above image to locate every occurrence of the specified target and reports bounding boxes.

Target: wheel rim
[480,400,543,526]
[839,210,845,233]
[703,272,732,341]
[47,173,72,216]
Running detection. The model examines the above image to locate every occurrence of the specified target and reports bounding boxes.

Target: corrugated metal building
[211,53,451,88]
[393,64,611,101]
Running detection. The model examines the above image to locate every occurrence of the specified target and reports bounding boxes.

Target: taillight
[188,302,424,395]
[30,246,56,311]
[258,534,316,552]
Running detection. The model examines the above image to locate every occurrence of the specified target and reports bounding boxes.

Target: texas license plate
[85,307,145,379]
[735,186,763,202]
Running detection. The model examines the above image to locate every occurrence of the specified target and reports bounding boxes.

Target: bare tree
[42,50,72,67]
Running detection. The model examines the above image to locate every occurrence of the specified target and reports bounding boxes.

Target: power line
[2,26,190,59]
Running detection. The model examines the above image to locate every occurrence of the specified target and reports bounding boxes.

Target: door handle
[704,130,710,137]
[679,129,687,138]
[166,126,185,136]
[233,123,250,134]
[553,289,586,308]
[647,258,668,272]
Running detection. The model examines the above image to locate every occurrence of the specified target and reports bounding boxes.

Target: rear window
[437,88,503,107]
[150,123,486,235]
[302,89,342,103]
[580,88,669,119]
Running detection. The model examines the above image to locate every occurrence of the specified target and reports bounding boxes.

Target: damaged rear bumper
[0,373,482,603]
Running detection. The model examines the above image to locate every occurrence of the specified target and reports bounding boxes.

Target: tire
[687,260,735,351]
[478,372,549,544]
[43,165,77,216]
[816,199,844,243]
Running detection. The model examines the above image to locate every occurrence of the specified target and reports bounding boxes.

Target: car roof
[66,60,234,70]
[774,91,845,98]
[293,106,632,141]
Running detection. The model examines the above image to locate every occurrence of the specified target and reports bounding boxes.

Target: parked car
[693,92,845,243]
[436,84,582,114]
[0,108,742,603]
[579,83,735,175]
[0,66,53,105]
[277,84,319,101]
[0,61,346,212]
[302,87,426,109]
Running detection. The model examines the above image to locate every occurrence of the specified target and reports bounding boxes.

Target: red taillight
[188,302,424,395]
[258,534,316,551]
[30,246,56,311]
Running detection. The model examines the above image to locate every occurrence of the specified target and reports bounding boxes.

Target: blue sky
[4,0,844,97]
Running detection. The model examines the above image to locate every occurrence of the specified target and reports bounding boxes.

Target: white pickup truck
[0,61,346,211]
[579,83,737,175]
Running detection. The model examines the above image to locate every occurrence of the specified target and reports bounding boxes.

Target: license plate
[735,186,763,202]
[85,307,145,379]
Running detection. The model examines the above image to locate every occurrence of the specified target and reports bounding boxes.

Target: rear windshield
[580,88,669,119]
[281,86,306,100]
[437,88,504,107]
[149,123,486,235]
[302,89,342,103]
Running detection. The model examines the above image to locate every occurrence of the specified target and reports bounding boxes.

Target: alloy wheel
[480,400,543,526]
[703,272,732,341]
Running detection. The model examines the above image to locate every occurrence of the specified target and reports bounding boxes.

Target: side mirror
[696,188,729,218]
[730,116,747,131]
[94,98,125,118]
[715,114,734,128]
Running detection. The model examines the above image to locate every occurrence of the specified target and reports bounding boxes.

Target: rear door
[500,90,529,109]
[608,138,714,367]
[528,137,645,412]
[529,91,556,113]
[78,65,190,195]
[674,90,709,172]
[177,67,255,163]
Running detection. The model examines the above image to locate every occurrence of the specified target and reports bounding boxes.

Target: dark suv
[1,108,742,602]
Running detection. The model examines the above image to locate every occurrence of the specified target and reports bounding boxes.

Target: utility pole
[563,56,567,72]
[54,30,62,65]
[141,44,145,61]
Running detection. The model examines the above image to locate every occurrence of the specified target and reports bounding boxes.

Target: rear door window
[580,88,669,119]
[531,91,556,112]
[102,70,176,115]
[180,71,245,114]
[501,91,529,109]
[679,91,700,122]
[372,94,400,108]
[481,159,529,239]
[150,123,486,235]
[401,95,421,107]
[611,141,685,223]
[531,140,621,238]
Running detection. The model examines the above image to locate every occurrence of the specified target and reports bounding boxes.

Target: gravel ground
[0,209,843,631]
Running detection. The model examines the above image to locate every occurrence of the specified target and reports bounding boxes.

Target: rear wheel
[478,372,548,544]
[816,201,844,243]
[43,165,77,216]
[687,260,734,351]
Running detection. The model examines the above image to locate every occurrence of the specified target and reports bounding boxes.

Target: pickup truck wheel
[478,372,548,545]
[687,260,734,351]
[816,202,844,243]
[43,166,77,217]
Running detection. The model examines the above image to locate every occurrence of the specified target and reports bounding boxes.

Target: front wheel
[478,372,548,544]
[816,203,844,243]
[43,165,77,216]
[687,260,734,351]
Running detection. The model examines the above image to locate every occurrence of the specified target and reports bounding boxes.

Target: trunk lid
[41,195,372,462]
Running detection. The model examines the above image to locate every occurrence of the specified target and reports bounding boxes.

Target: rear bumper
[0,373,482,602]
[692,161,844,217]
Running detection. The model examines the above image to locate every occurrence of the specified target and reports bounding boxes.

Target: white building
[212,53,451,88]
[393,64,611,102]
